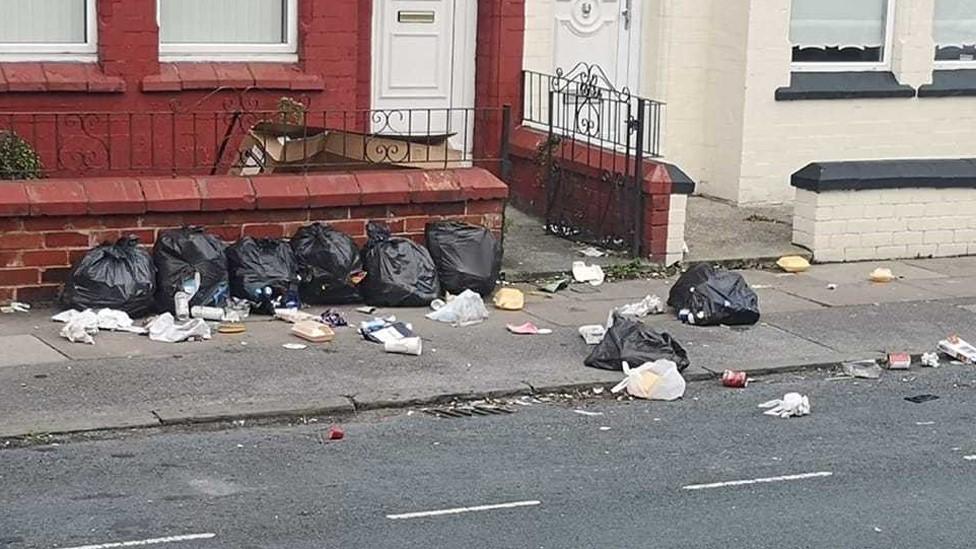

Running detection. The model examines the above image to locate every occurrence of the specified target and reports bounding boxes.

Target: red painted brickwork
[506,126,684,261]
[0,169,507,302]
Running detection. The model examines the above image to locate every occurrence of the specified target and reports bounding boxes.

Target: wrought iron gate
[523,63,663,256]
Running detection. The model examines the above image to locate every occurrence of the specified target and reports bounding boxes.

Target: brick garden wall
[0,169,507,303]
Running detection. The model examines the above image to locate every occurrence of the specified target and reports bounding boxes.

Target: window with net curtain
[935,0,976,62]
[0,0,93,53]
[790,0,890,63]
[159,0,293,52]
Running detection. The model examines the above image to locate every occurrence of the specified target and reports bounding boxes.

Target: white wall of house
[523,0,976,206]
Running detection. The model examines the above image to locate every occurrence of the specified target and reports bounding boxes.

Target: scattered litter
[579,246,606,258]
[320,309,348,328]
[573,409,603,417]
[758,392,811,418]
[874,527,883,534]
[384,337,423,356]
[426,221,502,297]
[361,222,440,307]
[592,387,604,395]
[360,317,416,345]
[217,322,247,335]
[538,279,570,294]
[869,267,895,283]
[843,360,882,379]
[63,236,157,317]
[324,426,345,441]
[585,313,690,372]
[826,283,838,290]
[506,322,552,335]
[611,359,686,400]
[227,237,300,314]
[147,313,212,343]
[886,352,911,370]
[572,261,605,286]
[0,302,30,314]
[291,321,335,343]
[579,325,606,345]
[223,298,251,322]
[154,227,229,315]
[722,369,748,388]
[938,335,976,363]
[904,394,940,404]
[915,421,936,426]
[599,426,611,431]
[356,306,377,314]
[53,308,146,345]
[921,352,940,368]
[190,305,225,321]
[669,264,760,327]
[613,295,665,318]
[274,308,320,324]
[776,255,810,273]
[964,455,976,461]
[283,343,308,350]
[291,223,364,305]
[492,288,525,311]
[427,289,490,326]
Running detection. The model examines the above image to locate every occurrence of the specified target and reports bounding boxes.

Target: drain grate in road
[422,405,516,419]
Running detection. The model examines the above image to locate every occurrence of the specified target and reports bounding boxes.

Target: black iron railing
[0,104,511,179]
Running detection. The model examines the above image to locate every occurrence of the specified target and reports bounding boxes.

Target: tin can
[722,369,748,388]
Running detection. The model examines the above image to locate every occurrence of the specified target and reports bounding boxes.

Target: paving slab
[762,300,976,354]
[899,276,976,299]
[684,196,809,262]
[153,395,355,424]
[753,288,824,314]
[771,278,948,307]
[0,335,67,367]
[903,256,976,277]
[802,261,947,284]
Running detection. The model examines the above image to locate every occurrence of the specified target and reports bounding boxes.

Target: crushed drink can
[722,369,748,388]
[174,291,191,321]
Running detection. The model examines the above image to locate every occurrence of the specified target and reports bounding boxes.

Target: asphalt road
[2,366,976,549]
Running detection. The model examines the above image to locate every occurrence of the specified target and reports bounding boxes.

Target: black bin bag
[227,237,300,314]
[669,264,760,326]
[425,221,502,296]
[62,236,157,317]
[290,223,363,304]
[360,221,440,307]
[153,227,229,313]
[585,313,690,372]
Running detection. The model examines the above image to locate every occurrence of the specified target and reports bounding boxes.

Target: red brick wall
[0,168,507,304]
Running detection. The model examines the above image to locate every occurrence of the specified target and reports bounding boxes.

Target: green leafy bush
[0,131,42,180]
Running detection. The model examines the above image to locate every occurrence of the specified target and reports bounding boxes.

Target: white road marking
[964,455,976,461]
[58,533,216,549]
[386,500,541,520]
[682,471,833,491]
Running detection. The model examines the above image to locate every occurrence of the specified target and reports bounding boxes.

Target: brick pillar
[98,0,160,83]
[474,0,525,176]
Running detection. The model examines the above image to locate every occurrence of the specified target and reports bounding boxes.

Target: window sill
[142,62,324,93]
[775,72,915,101]
[0,63,125,93]
[918,70,976,97]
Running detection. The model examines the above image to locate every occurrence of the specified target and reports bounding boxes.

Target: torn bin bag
[585,313,690,372]
[62,236,157,317]
[684,270,760,326]
[425,221,502,296]
[360,222,440,307]
[153,227,229,313]
[227,237,300,314]
[290,223,363,304]
[668,263,715,311]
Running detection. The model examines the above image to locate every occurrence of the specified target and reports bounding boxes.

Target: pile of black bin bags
[59,220,504,315]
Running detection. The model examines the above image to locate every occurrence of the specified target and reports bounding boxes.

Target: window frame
[933,1,976,69]
[157,0,299,62]
[790,0,897,73]
[0,0,98,62]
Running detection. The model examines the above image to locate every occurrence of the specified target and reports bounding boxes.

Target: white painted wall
[522,0,976,206]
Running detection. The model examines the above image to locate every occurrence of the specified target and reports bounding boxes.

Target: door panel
[554,0,624,83]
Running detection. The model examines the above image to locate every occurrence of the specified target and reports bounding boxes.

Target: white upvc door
[371,0,476,155]
[553,0,641,91]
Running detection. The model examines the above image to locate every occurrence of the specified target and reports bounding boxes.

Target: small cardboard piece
[938,335,976,363]
[291,321,336,343]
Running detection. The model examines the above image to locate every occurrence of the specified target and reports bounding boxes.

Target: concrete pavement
[3,366,975,548]
[3,256,976,438]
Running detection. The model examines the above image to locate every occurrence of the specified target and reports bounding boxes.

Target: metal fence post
[632,98,647,257]
[500,104,512,181]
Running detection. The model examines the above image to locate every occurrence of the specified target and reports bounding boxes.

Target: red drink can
[722,370,748,388]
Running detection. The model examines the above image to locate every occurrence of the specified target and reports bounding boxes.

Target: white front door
[553,0,640,90]
[372,0,476,154]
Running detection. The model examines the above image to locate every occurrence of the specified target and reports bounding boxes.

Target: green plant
[0,131,43,180]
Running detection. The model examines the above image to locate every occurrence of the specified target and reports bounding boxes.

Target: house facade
[523,0,976,206]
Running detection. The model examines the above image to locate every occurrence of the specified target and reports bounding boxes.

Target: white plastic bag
[147,313,212,343]
[425,289,490,327]
[611,360,686,401]
[758,392,811,418]
[572,261,605,286]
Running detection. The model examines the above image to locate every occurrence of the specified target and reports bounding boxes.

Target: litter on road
[759,392,811,418]
[579,246,606,258]
[492,288,525,311]
[669,264,760,327]
[585,313,689,372]
[148,313,212,343]
[869,267,895,283]
[904,394,940,404]
[611,359,686,401]
[360,318,416,345]
[776,255,810,273]
[538,279,570,294]
[612,295,665,319]
[0,301,30,313]
[506,322,552,335]
[938,335,976,363]
[572,261,605,286]
[384,337,423,356]
[579,324,606,345]
[573,409,603,416]
[843,360,882,379]
[325,426,345,441]
[282,343,308,350]
[291,321,335,343]
[53,308,146,344]
[886,352,911,370]
[427,289,490,326]
[722,369,748,388]
[921,352,940,368]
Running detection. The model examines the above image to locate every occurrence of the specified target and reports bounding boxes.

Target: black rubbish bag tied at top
[669,264,760,326]
[153,227,229,313]
[585,313,690,372]
[360,221,440,307]
[227,237,300,314]
[425,221,502,297]
[290,223,364,305]
[62,236,157,317]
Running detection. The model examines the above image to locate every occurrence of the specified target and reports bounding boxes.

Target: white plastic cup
[384,337,422,356]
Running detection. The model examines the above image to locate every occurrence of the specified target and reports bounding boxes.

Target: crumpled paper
[52,308,145,345]
[147,313,212,343]
[758,392,811,418]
